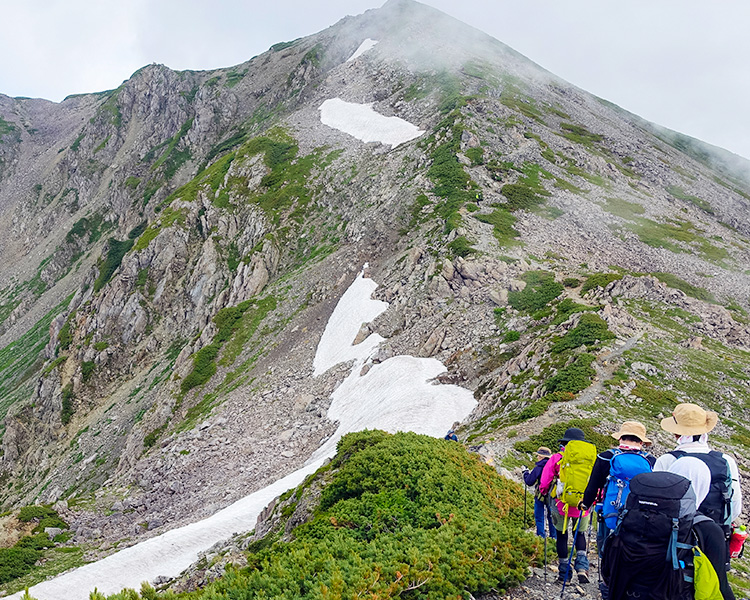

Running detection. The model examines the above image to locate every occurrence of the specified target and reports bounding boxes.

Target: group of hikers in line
[521,403,744,600]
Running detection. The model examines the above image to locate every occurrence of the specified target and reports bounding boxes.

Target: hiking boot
[577,569,589,584]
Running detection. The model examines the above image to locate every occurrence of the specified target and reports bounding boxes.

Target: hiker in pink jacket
[539,427,592,584]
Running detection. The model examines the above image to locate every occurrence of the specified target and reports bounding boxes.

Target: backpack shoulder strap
[707,450,731,471]
[602,448,620,463]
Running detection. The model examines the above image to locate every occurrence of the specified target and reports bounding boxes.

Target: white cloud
[0,0,748,158]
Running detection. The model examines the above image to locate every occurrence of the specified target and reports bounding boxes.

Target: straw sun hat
[660,403,718,436]
[611,421,652,444]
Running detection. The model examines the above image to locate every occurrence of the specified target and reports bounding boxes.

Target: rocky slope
[0,0,749,594]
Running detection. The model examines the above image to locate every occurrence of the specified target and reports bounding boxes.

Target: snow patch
[310,266,475,459]
[312,269,388,376]
[310,355,476,462]
[6,461,326,600]
[347,38,379,61]
[319,98,424,148]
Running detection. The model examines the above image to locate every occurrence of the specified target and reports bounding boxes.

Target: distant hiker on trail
[522,446,556,540]
[444,421,459,441]
[669,456,737,600]
[539,427,596,585]
[578,421,655,600]
[654,403,743,538]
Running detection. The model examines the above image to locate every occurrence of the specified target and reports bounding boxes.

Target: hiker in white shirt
[654,403,743,525]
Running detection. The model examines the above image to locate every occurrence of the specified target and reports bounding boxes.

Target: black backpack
[670,450,733,534]
[602,471,697,600]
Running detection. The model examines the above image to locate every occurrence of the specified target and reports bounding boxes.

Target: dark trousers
[694,520,736,600]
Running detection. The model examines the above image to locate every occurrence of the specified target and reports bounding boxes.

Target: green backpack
[555,439,597,526]
[692,545,722,600]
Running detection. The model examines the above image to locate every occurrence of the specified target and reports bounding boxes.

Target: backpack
[670,450,733,533]
[602,471,697,600]
[532,458,550,501]
[691,515,724,600]
[601,449,653,529]
[554,439,597,526]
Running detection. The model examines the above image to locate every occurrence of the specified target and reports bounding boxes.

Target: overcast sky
[1,0,748,159]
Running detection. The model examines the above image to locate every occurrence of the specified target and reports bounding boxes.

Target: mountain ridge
[0,0,748,597]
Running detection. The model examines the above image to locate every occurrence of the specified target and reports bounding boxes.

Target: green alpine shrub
[161,431,538,600]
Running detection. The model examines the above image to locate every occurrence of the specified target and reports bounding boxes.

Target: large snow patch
[319,98,424,148]
[310,266,476,459]
[312,270,388,376]
[5,461,325,600]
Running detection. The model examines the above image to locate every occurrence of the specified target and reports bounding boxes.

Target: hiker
[522,446,556,539]
[654,403,743,539]
[539,427,596,584]
[444,421,459,441]
[669,456,736,600]
[579,421,656,553]
[601,471,706,600]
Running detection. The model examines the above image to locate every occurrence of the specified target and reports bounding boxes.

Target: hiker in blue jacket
[523,446,556,539]
[578,421,655,600]
[579,421,656,552]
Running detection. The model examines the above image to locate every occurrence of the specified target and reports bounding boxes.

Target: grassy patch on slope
[0,295,74,426]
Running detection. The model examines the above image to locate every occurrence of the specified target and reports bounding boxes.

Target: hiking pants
[534,497,556,539]
[555,529,589,571]
[551,513,590,572]
[694,520,736,600]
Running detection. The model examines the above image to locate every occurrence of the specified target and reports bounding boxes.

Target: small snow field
[346,38,378,61]
[319,98,425,148]
[312,270,388,376]
[11,268,475,599]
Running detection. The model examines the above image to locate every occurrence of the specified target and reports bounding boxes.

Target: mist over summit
[0,1,748,597]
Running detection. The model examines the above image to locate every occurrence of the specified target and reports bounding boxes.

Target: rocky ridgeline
[0,1,747,584]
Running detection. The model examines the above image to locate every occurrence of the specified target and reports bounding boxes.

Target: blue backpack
[601,449,653,528]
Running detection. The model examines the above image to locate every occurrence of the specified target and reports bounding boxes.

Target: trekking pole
[560,514,583,599]
[543,502,549,585]
[596,511,602,587]
[523,484,527,527]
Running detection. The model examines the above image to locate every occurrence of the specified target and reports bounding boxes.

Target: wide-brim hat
[611,421,652,444]
[535,446,552,457]
[558,427,587,443]
[660,403,718,436]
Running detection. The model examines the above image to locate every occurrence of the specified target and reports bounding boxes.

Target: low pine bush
[545,353,597,394]
[514,419,612,455]
[18,506,56,522]
[581,272,623,293]
[106,431,538,600]
[508,271,563,312]
[552,313,615,353]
